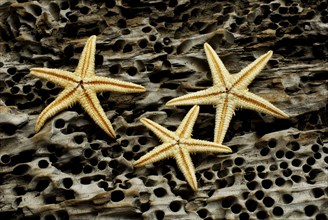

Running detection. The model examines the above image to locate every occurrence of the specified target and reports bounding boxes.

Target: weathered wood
[0,0,327,219]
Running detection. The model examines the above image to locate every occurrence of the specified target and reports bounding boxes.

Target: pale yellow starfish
[167,43,289,144]
[134,105,232,190]
[30,35,145,138]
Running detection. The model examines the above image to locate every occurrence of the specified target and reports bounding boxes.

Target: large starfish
[167,43,289,144]
[30,35,145,138]
[134,105,232,190]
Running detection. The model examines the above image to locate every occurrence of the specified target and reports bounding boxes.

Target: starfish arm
[85,76,145,93]
[140,118,177,142]
[214,95,236,144]
[35,87,79,132]
[30,68,78,88]
[232,50,273,89]
[75,35,96,79]
[233,90,289,118]
[166,87,223,106]
[181,138,232,153]
[133,143,175,167]
[176,105,199,138]
[175,147,197,190]
[204,43,230,88]
[79,88,116,138]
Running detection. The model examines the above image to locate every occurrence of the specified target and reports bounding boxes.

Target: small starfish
[134,105,232,190]
[167,43,289,144]
[30,35,145,138]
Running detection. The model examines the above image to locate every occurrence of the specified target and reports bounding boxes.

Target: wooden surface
[0,0,327,219]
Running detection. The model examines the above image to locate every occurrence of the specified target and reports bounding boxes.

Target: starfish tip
[29,68,39,74]
[192,105,200,111]
[204,42,213,52]
[108,132,116,139]
[34,125,40,133]
[85,35,97,46]
[140,118,148,124]
[165,100,174,106]
[190,182,198,190]
[89,35,96,40]
[139,86,146,92]
[204,42,210,47]
[267,50,273,57]
[282,112,289,119]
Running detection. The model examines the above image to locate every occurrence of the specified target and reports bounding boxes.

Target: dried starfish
[167,43,289,144]
[30,35,145,138]
[134,105,232,190]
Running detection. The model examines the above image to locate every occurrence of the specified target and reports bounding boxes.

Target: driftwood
[0,0,327,219]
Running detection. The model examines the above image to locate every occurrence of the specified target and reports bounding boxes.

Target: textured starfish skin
[134,105,232,190]
[30,35,145,138]
[167,43,289,144]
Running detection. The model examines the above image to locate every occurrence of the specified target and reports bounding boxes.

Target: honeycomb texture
[0,0,327,219]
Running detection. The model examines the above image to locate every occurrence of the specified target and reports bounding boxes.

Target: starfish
[30,35,145,138]
[134,105,232,190]
[167,43,289,144]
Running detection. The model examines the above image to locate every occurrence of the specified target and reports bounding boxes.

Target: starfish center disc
[78,80,85,89]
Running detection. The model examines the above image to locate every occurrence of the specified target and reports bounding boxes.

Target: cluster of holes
[193,131,328,220]
[8,140,132,205]
[220,194,289,219]
[207,135,328,219]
